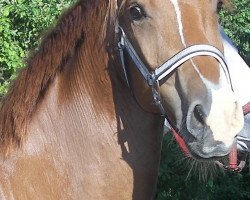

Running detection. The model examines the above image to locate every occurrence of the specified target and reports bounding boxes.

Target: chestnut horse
[0,0,244,199]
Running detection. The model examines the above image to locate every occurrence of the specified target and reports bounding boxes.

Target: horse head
[116,0,244,160]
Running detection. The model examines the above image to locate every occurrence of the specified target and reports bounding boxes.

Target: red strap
[229,144,238,170]
[172,128,238,170]
[243,102,250,115]
[172,129,238,170]
[227,102,250,170]
[172,128,190,157]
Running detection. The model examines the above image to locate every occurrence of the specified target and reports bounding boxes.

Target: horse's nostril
[194,104,206,125]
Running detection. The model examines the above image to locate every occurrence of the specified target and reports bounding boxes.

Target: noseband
[117,26,233,117]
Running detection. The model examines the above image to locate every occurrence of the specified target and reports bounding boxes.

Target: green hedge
[0,0,73,96]
[220,0,250,62]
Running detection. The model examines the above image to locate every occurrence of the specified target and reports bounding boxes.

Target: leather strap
[243,102,250,115]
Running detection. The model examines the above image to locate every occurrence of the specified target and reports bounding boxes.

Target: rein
[117,26,241,171]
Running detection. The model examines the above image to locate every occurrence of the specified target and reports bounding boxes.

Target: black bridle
[117,26,233,116]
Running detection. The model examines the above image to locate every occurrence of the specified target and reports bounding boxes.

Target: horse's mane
[0,0,117,156]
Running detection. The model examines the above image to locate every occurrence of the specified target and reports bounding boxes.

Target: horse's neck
[19,57,163,199]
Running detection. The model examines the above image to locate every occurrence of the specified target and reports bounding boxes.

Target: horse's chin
[187,149,230,162]
[185,139,235,161]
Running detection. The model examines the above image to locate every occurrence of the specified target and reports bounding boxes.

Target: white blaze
[170,0,186,47]
[170,0,209,81]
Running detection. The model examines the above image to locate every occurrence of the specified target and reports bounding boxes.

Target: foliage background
[0,0,250,199]
[0,0,72,97]
[220,0,250,63]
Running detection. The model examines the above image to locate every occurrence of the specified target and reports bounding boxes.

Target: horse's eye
[217,1,223,13]
[130,5,146,21]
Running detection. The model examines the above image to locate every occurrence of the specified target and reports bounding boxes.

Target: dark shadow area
[107,55,164,199]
